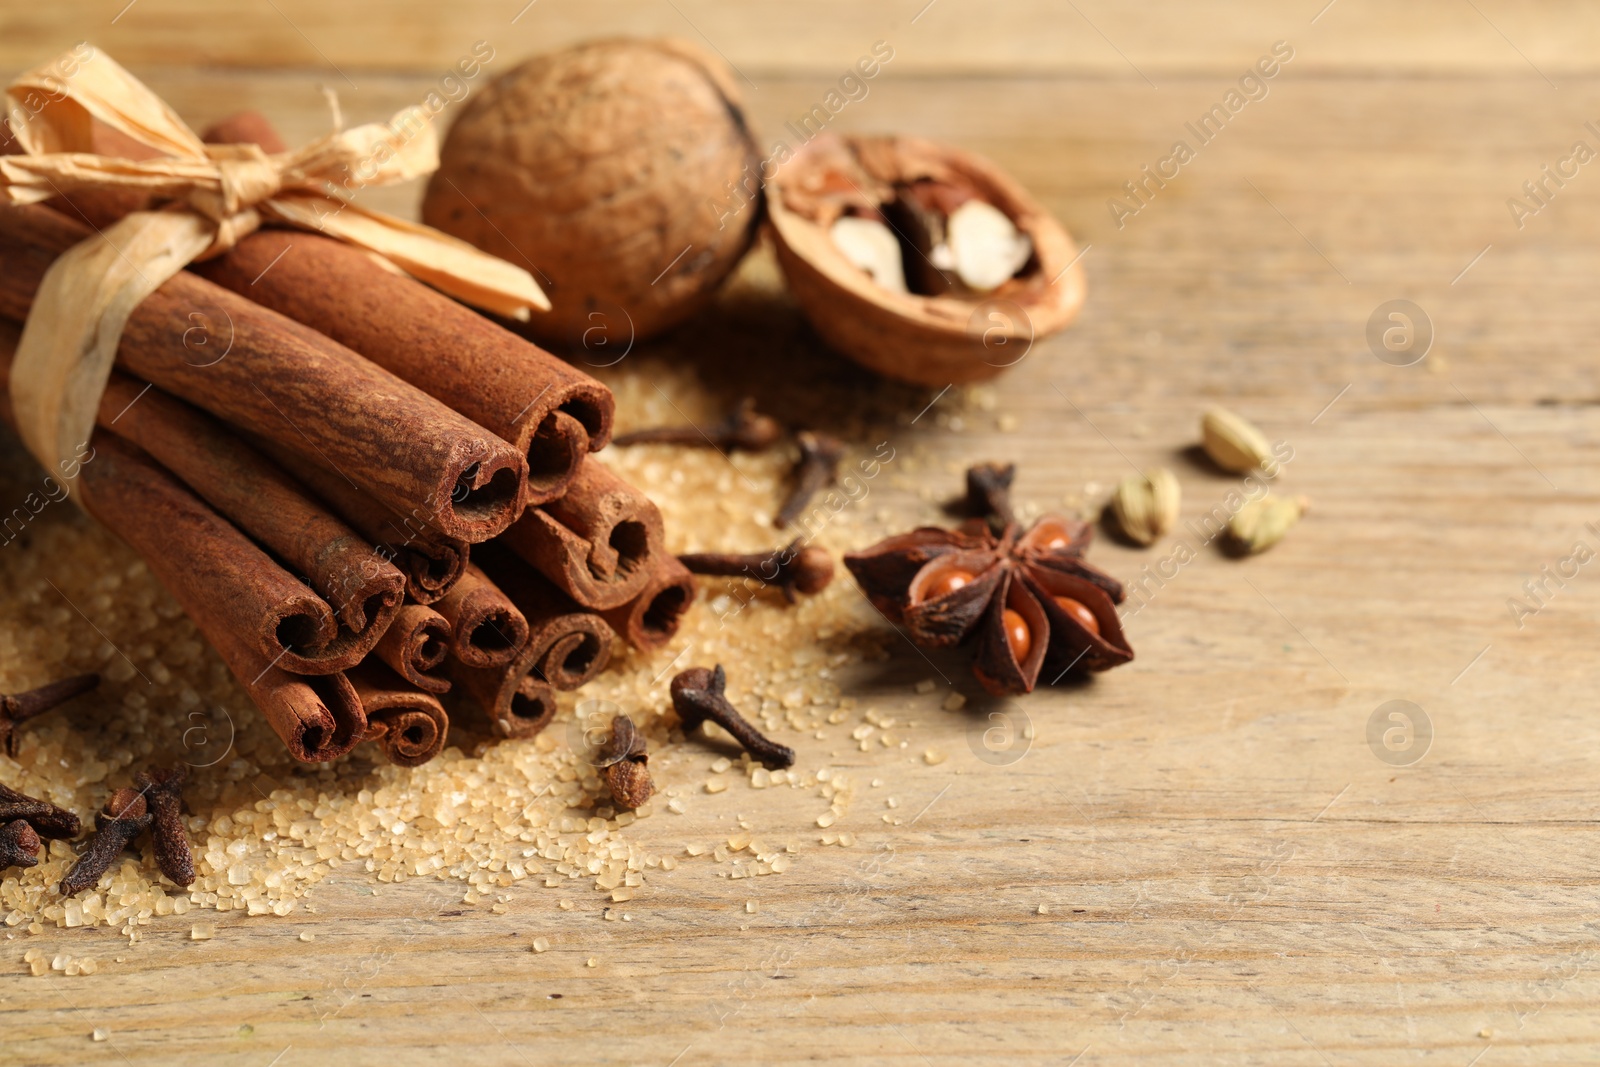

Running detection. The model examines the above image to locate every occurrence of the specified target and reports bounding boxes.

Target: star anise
[844,514,1134,695]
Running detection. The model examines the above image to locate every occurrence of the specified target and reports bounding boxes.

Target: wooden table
[4,2,1599,1063]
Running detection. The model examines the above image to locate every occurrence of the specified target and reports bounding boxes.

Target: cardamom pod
[1201,407,1278,476]
[1111,467,1180,546]
[1227,494,1306,554]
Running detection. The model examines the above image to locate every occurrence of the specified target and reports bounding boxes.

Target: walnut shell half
[767,133,1086,386]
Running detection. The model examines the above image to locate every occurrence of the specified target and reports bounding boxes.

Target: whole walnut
[423,38,761,349]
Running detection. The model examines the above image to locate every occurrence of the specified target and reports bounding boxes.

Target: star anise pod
[844,514,1133,695]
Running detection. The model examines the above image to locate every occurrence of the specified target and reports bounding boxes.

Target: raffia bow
[0,45,549,480]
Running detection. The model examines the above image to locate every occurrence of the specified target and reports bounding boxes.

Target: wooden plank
[3,58,1600,1065]
[1,0,1597,78]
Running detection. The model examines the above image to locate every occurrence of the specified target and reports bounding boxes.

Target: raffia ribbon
[0,46,549,480]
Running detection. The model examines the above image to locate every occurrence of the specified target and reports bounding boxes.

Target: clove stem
[0,672,100,756]
[775,431,843,529]
[670,665,795,768]
[613,397,782,452]
[60,789,151,896]
[678,539,834,602]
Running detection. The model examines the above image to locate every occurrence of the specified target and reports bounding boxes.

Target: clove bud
[0,819,40,871]
[135,766,195,887]
[0,672,99,756]
[0,782,81,840]
[962,461,1016,531]
[775,431,843,529]
[670,665,795,768]
[595,715,654,810]
[60,788,151,896]
[678,539,834,602]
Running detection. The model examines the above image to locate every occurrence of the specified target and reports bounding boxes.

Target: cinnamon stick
[372,603,452,695]
[75,435,366,761]
[500,459,663,610]
[0,201,528,543]
[448,660,557,741]
[93,370,405,639]
[256,439,470,606]
[599,554,698,652]
[193,112,614,507]
[474,543,615,690]
[350,661,448,767]
[0,364,393,678]
[432,563,530,670]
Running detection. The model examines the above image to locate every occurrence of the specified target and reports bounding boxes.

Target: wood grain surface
[4,2,1600,1064]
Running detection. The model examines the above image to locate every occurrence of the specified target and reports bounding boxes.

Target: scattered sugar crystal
[0,364,893,933]
[745,900,758,914]
[91,1029,108,1042]
[914,679,937,694]
[532,937,550,953]
[705,778,728,794]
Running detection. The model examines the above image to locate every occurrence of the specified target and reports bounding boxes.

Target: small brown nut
[1111,467,1180,546]
[767,132,1086,386]
[1201,407,1279,476]
[423,38,760,347]
[1227,494,1307,553]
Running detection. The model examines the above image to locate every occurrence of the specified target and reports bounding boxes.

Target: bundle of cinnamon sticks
[0,112,697,766]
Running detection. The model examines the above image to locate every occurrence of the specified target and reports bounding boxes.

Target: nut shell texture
[423,38,761,346]
[767,133,1087,386]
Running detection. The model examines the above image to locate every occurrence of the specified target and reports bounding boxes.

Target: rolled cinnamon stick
[350,661,448,767]
[194,112,614,507]
[448,659,557,740]
[599,554,698,652]
[372,603,452,695]
[432,563,530,670]
[92,370,405,639]
[500,459,663,610]
[75,435,367,761]
[474,543,615,690]
[255,440,470,606]
[0,201,528,542]
[0,361,393,679]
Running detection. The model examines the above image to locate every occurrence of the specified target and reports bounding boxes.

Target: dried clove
[594,715,653,810]
[0,672,99,756]
[134,766,195,887]
[60,788,151,896]
[678,538,834,602]
[775,431,843,529]
[0,782,81,840]
[612,397,782,452]
[0,819,40,870]
[963,462,1016,530]
[671,665,795,768]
